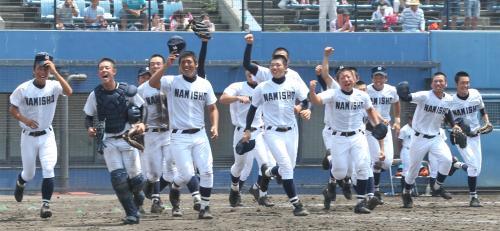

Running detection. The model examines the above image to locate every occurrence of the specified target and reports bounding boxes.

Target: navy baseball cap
[372,66,387,76]
[138,67,150,76]
[235,139,256,155]
[34,52,53,67]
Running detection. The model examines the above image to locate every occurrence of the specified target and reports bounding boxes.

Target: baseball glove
[371,123,388,140]
[478,122,493,135]
[123,125,145,151]
[454,118,473,136]
[188,19,211,40]
[450,127,467,149]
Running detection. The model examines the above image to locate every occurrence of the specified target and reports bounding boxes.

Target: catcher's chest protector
[95,83,132,133]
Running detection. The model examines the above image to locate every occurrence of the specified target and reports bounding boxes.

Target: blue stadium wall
[0,30,499,192]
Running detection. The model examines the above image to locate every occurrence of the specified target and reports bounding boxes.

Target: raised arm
[197,39,208,78]
[309,80,323,105]
[242,34,258,76]
[149,53,176,89]
[46,59,72,96]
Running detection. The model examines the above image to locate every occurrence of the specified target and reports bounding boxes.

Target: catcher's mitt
[477,122,493,135]
[123,125,145,151]
[454,118,473,136]
[372,123,388,140]
[450,127,467,149]
[189,19,211,40]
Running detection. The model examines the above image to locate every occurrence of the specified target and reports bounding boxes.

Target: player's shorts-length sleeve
[318,89,335,104]
[410,91,428,104]
[223,82,240,96]
[51,80,64,96]
[9,85,24,107]
[160,75,174,94]
[362,92,374,110]
[251,85,264,107]
[130,94,145,107]
[254,66,271,83]
[390,85,399,102]
[83,91,97,116]
[205,82,217,106]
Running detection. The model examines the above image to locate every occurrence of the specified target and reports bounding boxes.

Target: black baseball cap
[138,67,150,76]
[372,66,387,76]
[235,139,256,155]
[167,35,186,54]
[34,52,53,67]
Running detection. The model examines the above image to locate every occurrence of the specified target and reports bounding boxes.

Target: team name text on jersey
[24,95,55,106]
[174,89,208,101]
[263,91,295,102]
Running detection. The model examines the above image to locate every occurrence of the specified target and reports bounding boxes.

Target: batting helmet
[167,35,186,55]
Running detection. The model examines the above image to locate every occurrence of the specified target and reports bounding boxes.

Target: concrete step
[254,15,285,24]
[247,0,273,9]
[1,13,25,21]
[6,21,51,29]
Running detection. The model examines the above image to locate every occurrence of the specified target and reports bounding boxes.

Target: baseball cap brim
[372,71,387,76]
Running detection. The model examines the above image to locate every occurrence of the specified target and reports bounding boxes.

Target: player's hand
[210,126,218,140]
[244,34,254,45]
[238,96,251,104]
[132,123,146,134]
[392,122,400,131]
[315,65,322,76]
[241,130,251,142]
[87,127,96,137]
[309,80,318,91]
[166,53,177,67]
[300,109,311,120]
[382,119,390,125]
[44,60,57,74]
[379,151,385,161]
[324,47,334,57]
[22,118,39,129]
[294,105,302,114]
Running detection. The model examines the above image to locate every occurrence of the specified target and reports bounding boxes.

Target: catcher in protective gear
[188,19,212,40]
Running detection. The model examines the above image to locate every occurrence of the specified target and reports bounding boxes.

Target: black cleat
[354,200,371,214]
[321,150,331,170]
[339,179,352,200]
[374,190,384,204]
[322,188,332,210]
[248,187,260,202]
[402,192,413,208]
[292,202,309,216]
[150,198,165,213]
[169,188,182,216]
[171,205,183,217]
[122,215,139,224]
[14,181,25,202]
[229,189,242,207]
[193,196,201,211]
[470,197,482,207]
[327,182,337,201]
[367,196,381,210]
[198,206,213,219]
[40,203,52,218]
[258,195,275,207]
[143,181,154,200]
[433,187,452,200]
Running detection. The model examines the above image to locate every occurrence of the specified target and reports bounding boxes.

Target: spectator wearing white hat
[399,0,425,32]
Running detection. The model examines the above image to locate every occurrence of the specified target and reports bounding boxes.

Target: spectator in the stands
[372,5,395,31]
[83,0,108,29]
[200,13,215,32]
[441,0,460,29]
[465,0,480,30]
[120,0,148,31]
[169,10,193,31]
[319,0,337,32]
[150,13,166,31]
[330,9,354,32]
[399,0,425,32]
[56,0,79,30]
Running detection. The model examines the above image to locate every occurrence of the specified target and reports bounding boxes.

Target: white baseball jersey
[10,80,63,131]
[83,86,145,136]
[398,124,413,149]
[450,89,484,131]
[138,81,168,128]
[366,84,399,121]
[160,75,217,130]
[253,66,309,98]
[318,88,373,131]
[323,77,340,126]
[251,78,308,127]
[410,90,453,135]
[223,82,263,128]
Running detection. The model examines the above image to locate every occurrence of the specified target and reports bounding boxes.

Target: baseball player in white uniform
[149,50,219,219]
[309,67,384,214]
[366,66,400,203]
[84,58,146,224]
[220,67,276,207]
[241,54,311,216]
[397,72,463,208]
[10,52,73,219]
[449,71,491,207]
[398,115,413,189]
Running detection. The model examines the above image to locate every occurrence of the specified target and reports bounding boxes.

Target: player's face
[372,74,387,90]
[431,74,447,93]
[149,56,164,74]
[33,64,50,83]
[338,70,355,91]
[179,56,198,78]
[355,84,367,92]
[138,74,151,85]
[98,61,116,84]
[456,76,470,96]
[270,59,286,78]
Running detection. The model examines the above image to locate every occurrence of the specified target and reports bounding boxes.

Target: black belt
[237,127,259,132]
[147,128,168,132]
[415,132,437,139]
[24,128,51,137]
[332,130,359,137]
[172,128,201,134]
[266,126,292,132]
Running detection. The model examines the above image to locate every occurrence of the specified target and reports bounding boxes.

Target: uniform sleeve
[52,80,64,96]
[318,89,335,104]
[223,82,240,96]
[363,92,374,110]
[9,85,24,107]
[251,85,264,107]
[328,78,340,90]
[291,73,309,99]
[254,66,271,83]
[160,75,174,94]
[131,94,145,107]
[477,90,485,109]
[398,126,406,139]
[83,91,97,116]
[391,85,399,102]
[410,91,427,104]
[205,82,217,106]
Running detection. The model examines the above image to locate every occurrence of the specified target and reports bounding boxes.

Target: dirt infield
[0,193,499,230]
